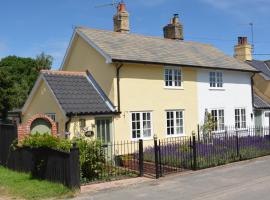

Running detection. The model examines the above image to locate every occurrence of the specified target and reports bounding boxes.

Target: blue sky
[0,0,270,69]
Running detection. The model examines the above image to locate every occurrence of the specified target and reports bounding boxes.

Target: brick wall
[18,114,58,142]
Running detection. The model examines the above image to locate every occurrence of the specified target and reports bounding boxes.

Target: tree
[0,53,53,119]
[35,52,53,71]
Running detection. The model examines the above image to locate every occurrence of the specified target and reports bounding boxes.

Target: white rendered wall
[197,69,254,126]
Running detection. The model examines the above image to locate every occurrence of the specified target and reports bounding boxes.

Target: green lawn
[0,166,75,200]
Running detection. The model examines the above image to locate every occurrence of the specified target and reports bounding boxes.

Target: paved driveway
[75,156,270,200]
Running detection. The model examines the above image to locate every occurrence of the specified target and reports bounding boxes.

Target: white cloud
[200,0,270,19]
[135,0,168,7]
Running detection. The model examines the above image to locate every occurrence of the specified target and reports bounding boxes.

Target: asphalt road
[75,156,270,200]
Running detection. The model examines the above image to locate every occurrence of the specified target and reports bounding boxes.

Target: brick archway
[18,114,57,142]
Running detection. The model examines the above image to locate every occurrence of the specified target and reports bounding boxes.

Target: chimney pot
[238,36,248,45]
[118,2,126,12]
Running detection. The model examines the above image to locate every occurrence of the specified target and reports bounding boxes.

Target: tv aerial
[95,0,124,9]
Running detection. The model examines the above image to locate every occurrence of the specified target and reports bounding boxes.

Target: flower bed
[142,135,270,170]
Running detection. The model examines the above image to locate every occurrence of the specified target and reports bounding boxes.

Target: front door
[96,118,112,144]
[264,111,270,127]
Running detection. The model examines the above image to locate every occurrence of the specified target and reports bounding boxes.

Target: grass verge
[0,166,75,200]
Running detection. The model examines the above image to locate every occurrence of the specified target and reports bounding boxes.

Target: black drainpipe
[116,64,123,112]
[65,114,72,132]
[251,73,255,119]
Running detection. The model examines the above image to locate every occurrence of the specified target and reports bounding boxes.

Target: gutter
[116,64,123,112]
[111,59,259,73]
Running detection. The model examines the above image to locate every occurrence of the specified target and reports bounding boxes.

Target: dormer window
[209,71,223,88]
[164,67,182,88]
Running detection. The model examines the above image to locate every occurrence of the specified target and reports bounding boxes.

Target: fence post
[197,124,200,141]
[268,116,270,140]
[236,129,240,158]
[154,135,160,179]
[138,139,144,177]
[67,142,80,189]
[192,135,197,170]
[158,140,162,177]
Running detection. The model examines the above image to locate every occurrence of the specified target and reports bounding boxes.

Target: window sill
[166,134,185,138]
[164,86,184,90]
[208,88,225,91]
[131,137,153,141]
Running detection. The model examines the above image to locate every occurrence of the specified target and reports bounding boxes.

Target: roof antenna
[249,22,254,54]
[94,0,121,9]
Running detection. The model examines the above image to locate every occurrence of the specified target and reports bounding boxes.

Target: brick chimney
[163,14,184,40]
[113,2,130,33]
[234,36,252,61]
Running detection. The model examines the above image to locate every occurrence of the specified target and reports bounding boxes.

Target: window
[45,113,56,121]
[166,110,184,136]
[235,108,246,129]
[210,109,224,131]
[131,112,152,139]
[209,71,223,88]
[79,119,86,129]
[164,67,182,88]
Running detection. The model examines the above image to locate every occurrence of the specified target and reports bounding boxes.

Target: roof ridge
[41,70,86,76]
[77,27,212,47]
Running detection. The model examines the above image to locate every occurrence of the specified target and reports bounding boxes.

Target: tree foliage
[0,53,53,119]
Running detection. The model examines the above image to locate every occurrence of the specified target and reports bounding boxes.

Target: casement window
[210,109,225,131]
[166,110,184,136]
[131,112,152,139]
[45,113,56,121]
[235,108,246,129]
[209,71,223,88]
[164,67,182,88]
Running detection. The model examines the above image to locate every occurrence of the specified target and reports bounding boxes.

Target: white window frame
[45,113,56,121]
[165,110,185,137]
[235,108,247,129]
[209,71,223,88]
[210,109,225,131]
[130,111,153,140]
[164,66,183,89]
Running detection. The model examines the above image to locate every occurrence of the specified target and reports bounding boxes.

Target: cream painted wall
[62,34,116,104]
[68,116,95,139]
[113,64,198,141]
[22,79,66,135]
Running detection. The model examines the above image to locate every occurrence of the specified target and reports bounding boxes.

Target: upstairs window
[209,71,223,88]
[164,67,182,88]
[235,108,246,129]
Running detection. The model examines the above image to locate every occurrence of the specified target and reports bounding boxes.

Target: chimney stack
[113,1,130,33]
[234,36,252,61]
[163,14,184,40]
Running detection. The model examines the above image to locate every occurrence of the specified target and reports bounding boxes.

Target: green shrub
[75,139,106,182]
[21,133,72,152]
